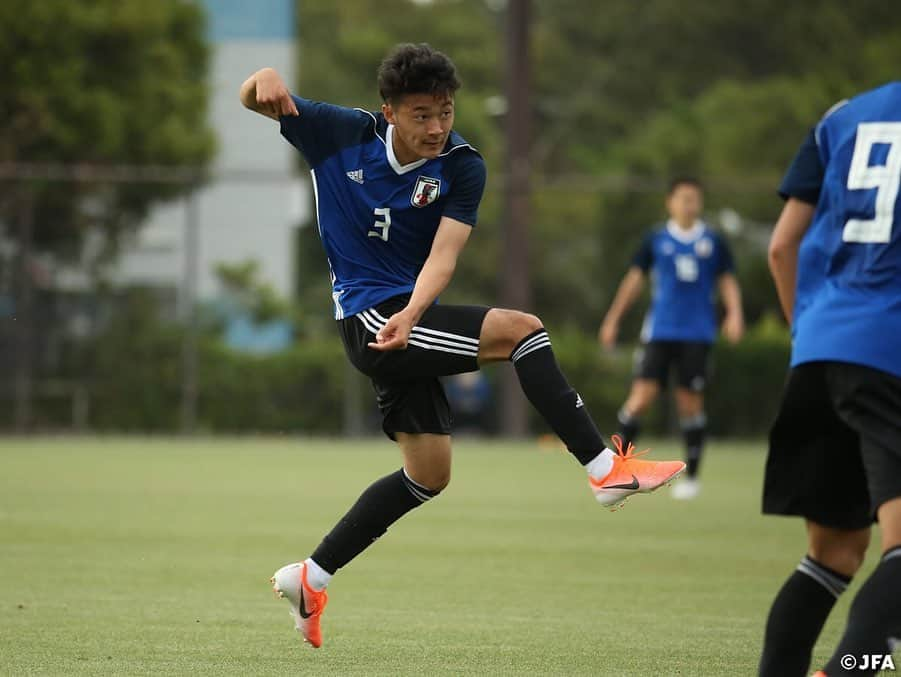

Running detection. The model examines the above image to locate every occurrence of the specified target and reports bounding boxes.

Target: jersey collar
[385,125,428,175]
[666,219,706,243]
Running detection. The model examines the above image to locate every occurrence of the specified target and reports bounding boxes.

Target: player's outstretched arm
[369,217,472,352]
[239,67,298,120]
[717,273,745,344]
[768,198,816,323]
[599,267,644,349]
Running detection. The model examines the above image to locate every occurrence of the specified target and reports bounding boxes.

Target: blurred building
[113,0,308,306]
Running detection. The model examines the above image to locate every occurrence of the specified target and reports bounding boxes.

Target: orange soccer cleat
[271,561,329,648]
[589,434,686,510]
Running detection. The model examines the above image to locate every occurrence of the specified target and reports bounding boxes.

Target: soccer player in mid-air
[759,82,901,677]
[240,43,685,647]
[599,178,744,500]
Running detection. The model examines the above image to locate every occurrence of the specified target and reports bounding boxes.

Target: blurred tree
[0,0,215,257]
[0,0,215,429]
[214,260,293,324]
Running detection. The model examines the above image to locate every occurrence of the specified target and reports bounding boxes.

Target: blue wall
[202,0,295,41]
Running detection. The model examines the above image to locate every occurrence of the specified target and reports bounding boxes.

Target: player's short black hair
[668,176,704,194]
[377,43,461,104]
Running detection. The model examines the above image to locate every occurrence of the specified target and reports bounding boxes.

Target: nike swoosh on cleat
[603,474,639,490]
[299,589,313,619]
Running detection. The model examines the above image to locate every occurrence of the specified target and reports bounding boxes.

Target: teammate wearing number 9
[240,44,685,648]
[760,82,901,677]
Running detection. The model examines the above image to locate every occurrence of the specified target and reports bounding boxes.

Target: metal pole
[499,0,532,437]
[180,187,200,434]
[13,189,34,433]
[342,360,366,437]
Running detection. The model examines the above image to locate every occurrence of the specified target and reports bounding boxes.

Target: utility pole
[499,0,532,437]
[180,188,200,434]
[13,189,34,433]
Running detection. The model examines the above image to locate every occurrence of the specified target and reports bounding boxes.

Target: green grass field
[0,437,884,676]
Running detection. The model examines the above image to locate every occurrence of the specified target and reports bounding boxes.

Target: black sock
[617,408,640,448]
[310,468,440,574]
[681,413,706,479]
[759,555,851,677]
[511,328,607,465]
[823,546,901,677]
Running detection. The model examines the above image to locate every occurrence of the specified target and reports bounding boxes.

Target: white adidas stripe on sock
[511,331,551,362]
[796,557,848,598]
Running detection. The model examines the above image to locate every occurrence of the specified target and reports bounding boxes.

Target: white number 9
[843,122,901,244]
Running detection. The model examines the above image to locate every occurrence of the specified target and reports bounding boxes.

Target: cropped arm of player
[767,127,823,323]
[717,273,745,343]
[369,218,472,351]
[768,199,816,323]
[598,267,645,349]
[239,67,298,120]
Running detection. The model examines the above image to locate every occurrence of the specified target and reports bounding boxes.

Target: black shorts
[338,294,489,440]
[635,340,712,391]
[763,361,901,529]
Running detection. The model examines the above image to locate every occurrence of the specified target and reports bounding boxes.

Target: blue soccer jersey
[779,82,901,378]
[279,95,486,319]
[632,221,735,343]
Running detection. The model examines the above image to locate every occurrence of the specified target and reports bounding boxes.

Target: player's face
[666,185,703,226]
[383,94,455,163]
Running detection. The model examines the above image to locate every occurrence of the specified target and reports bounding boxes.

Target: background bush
[11,305,790,437]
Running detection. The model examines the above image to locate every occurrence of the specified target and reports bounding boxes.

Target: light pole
[499,0,532,437]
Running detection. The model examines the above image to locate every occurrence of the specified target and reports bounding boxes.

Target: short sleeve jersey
[632,221,735,343]
[779,82,901,378]
[279,95,486,319]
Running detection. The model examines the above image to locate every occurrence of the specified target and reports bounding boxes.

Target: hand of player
[722,312,745,344]
[598,318,618,350]
[254,68,298,118]
[368,310,416,352]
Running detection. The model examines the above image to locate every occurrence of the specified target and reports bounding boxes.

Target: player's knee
[485,309,545,357]
[627,395,652,414]
[627,384,658,413]
[501,312,544,359]
[509,311,543,342]
[409,467,450,493]
[427,471,450,493]
[809,535,870,576]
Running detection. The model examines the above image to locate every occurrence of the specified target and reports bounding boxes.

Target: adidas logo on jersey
[346,169,364,184]
[575,394,584,409]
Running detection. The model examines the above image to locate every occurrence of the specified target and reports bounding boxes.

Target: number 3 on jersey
[844,122,901,244]
[369,207,391,242]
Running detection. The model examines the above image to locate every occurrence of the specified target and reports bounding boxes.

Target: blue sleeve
[441,153,486,227]
[631,234,654,272]
[715,235,735,276]
[778,128,824,205]
[279,95,369,167]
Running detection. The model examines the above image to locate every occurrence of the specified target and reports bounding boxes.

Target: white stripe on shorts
[357,309,479,357]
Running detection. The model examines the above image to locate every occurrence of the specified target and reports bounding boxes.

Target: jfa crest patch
[412,176,441,208]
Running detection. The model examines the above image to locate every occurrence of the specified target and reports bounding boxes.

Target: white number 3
[369,207,391,241]
[843,122,901,244]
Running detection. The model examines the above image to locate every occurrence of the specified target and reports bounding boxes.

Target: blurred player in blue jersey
[240,44,685,647]
[599,178,745,500]
[759,82,901,677]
